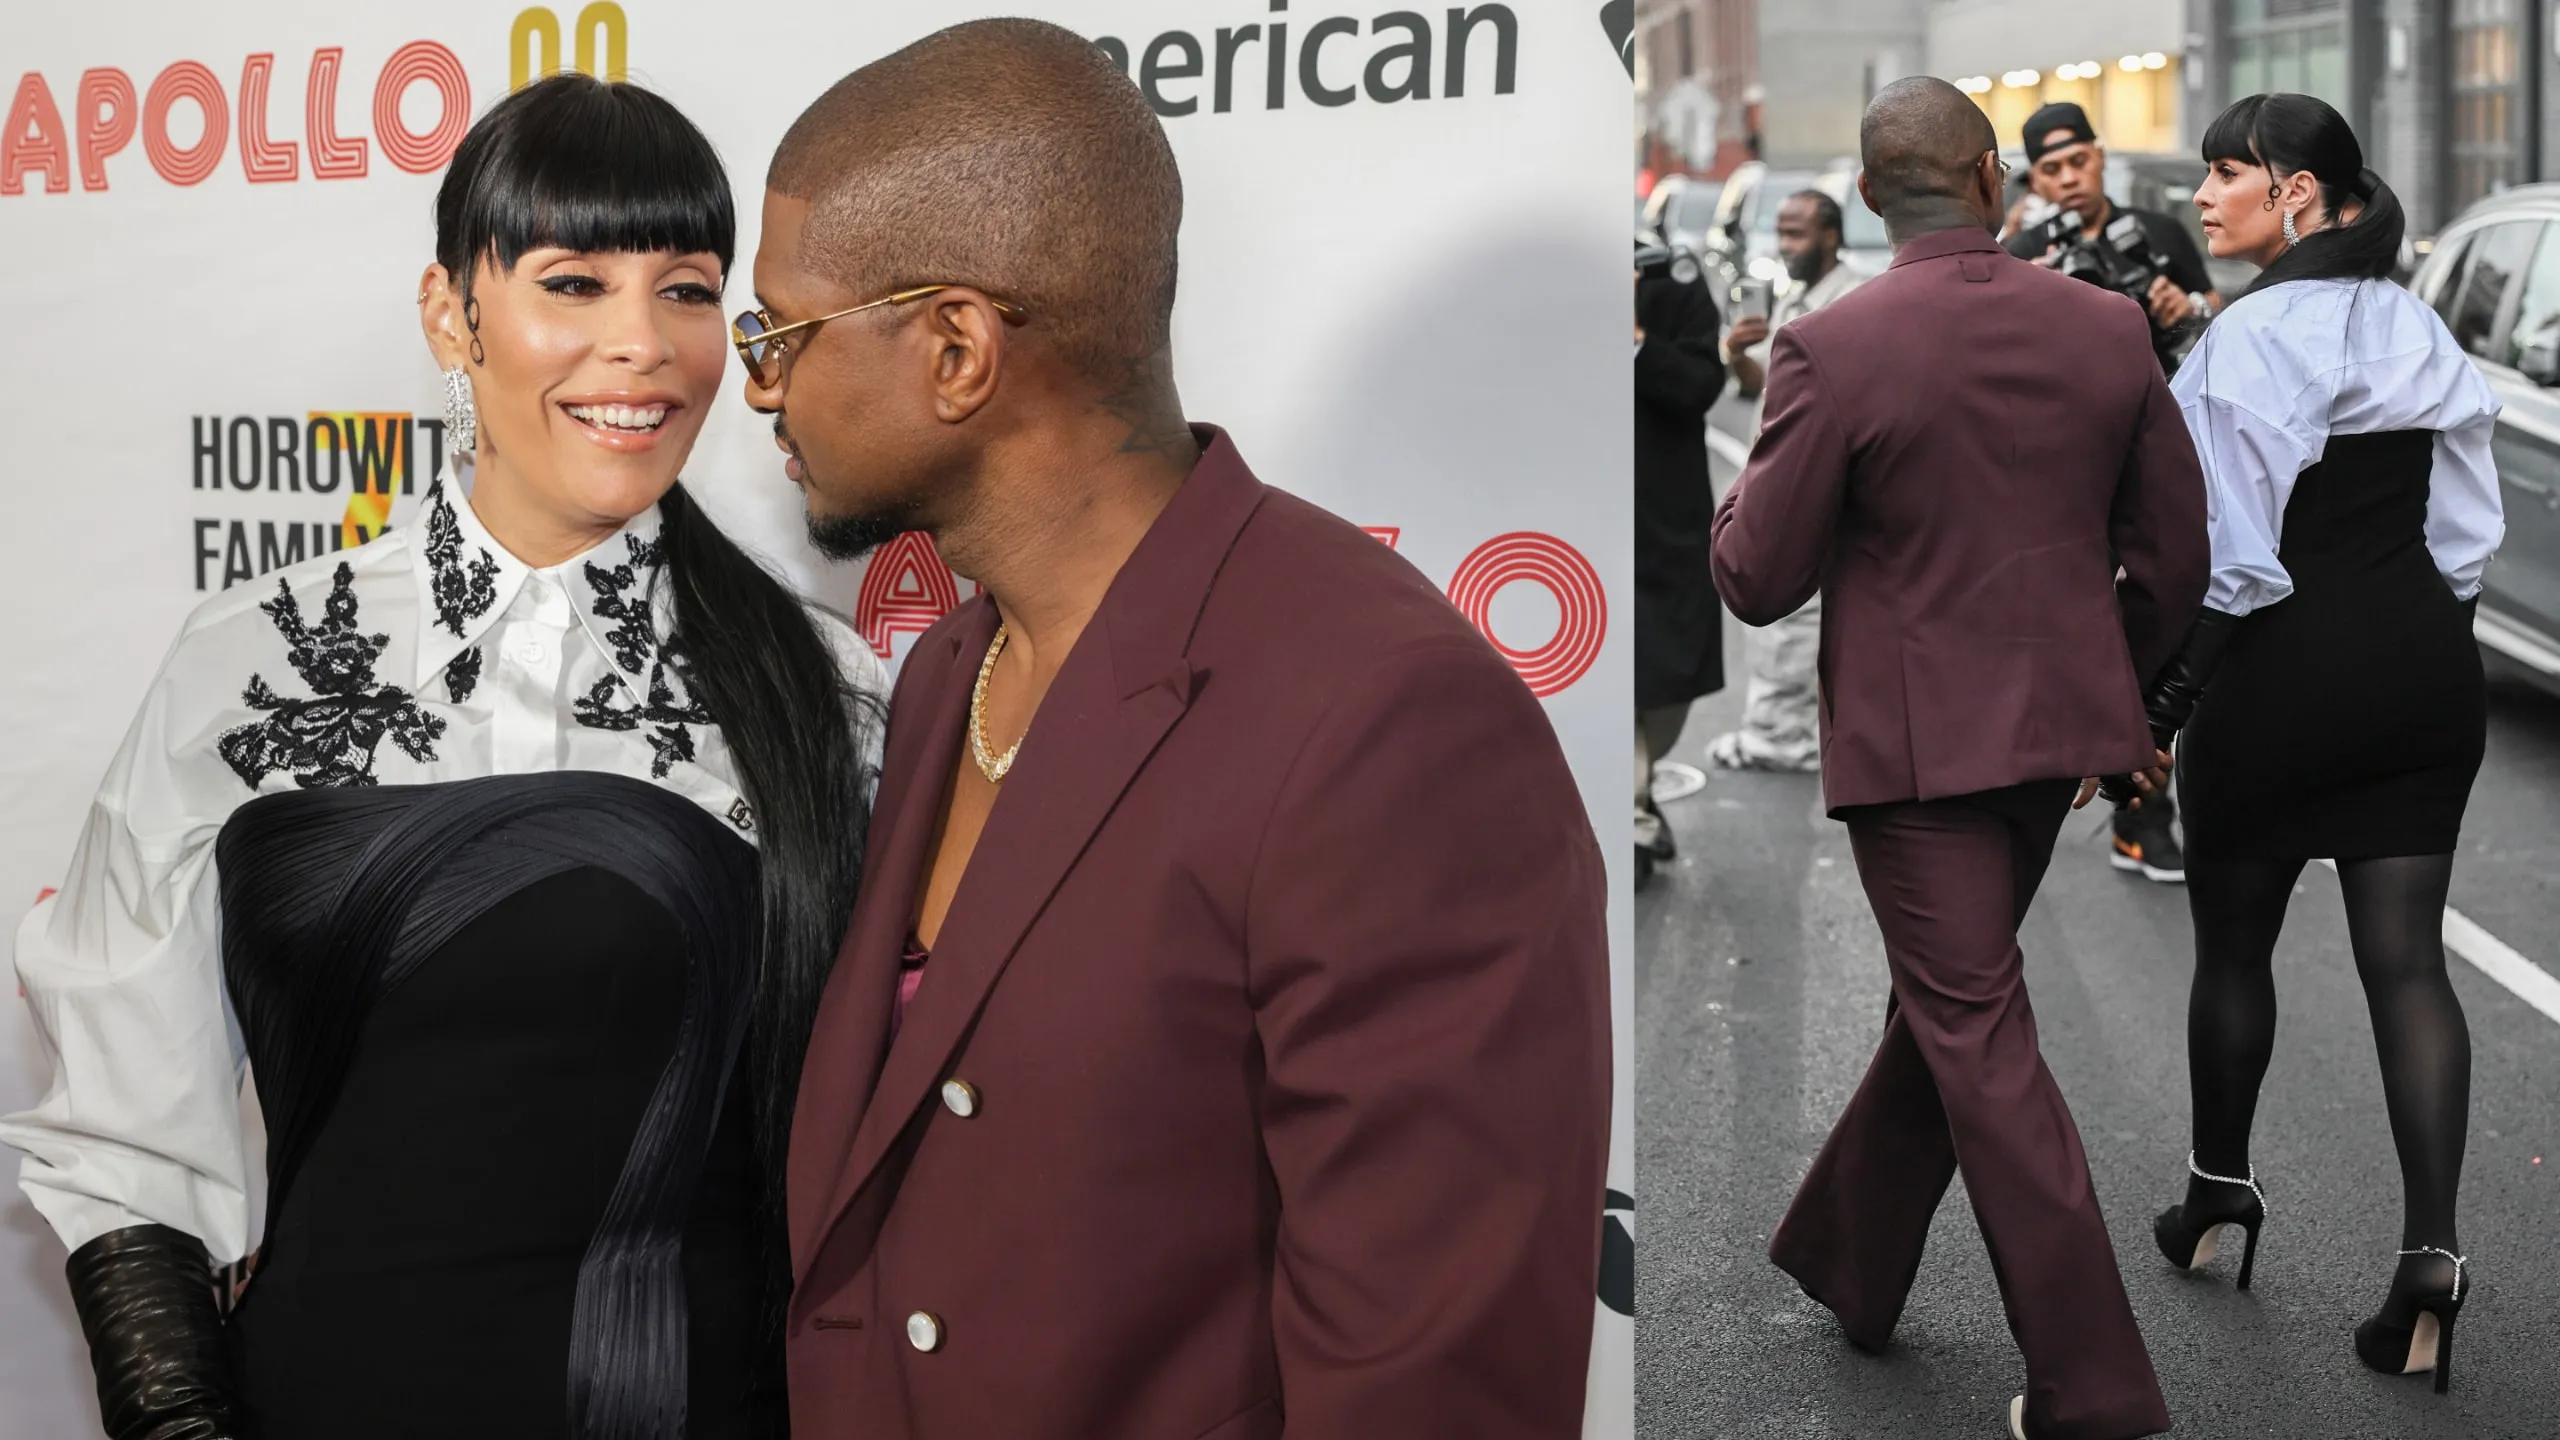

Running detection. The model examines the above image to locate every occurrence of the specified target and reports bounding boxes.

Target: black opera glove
[64,1225,242,1440]
[2141,607,2243,752]
[2099,609,2243,805]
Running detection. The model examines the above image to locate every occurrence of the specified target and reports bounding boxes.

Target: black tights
[2184,853,2470,1250]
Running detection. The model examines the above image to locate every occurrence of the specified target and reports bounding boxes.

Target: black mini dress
[2179,429,2487,862]
[215,770,774,1438]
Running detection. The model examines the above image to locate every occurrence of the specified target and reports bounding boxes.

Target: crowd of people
[1639,77,2502,1440]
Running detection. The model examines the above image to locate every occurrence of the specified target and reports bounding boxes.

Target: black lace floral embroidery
[443,646,483,703]
[218,563,445,789]
[423,485,501,639]
[581,531,663,676]
[573,662,712,779]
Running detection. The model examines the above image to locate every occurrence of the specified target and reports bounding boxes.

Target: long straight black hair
[2201,92,2406,298]
[433,73,876,1436]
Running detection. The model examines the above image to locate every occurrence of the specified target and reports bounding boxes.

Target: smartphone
[1732,279,1772,323]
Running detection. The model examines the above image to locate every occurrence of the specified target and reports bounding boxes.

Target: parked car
[1640,175,1722,264]
[2407,185,2560,696]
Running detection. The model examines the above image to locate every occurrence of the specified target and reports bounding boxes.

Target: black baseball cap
[2022,102,2097,163]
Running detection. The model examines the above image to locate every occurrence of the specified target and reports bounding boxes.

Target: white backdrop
[0,3,1632,1433]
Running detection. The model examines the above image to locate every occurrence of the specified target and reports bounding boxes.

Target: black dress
[1635,267,1729,710]
[216,770,773,1438]
[2179,429,2487,861]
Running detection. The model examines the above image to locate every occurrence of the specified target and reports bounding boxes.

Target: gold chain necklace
[969,622,1025,783]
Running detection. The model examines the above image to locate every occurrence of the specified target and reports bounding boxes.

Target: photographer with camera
[2008,103,2222,381]
[2008,102,2214,883]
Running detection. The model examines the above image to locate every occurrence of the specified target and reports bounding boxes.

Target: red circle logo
[1447,532,1605,697]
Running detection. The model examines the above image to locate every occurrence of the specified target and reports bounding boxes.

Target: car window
[2450,221,2539,359]
[2501,225,2560,374]
[1672,188,1721,234]
[2416,231,2473,321]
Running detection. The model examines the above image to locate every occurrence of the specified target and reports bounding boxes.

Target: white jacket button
[940,1078,979,1117]
[905,1310,944,1352]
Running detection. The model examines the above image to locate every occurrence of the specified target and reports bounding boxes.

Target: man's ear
[1856,169,1880,217]
[925,291,1009,424]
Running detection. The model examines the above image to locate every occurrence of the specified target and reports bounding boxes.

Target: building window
[2450,0,2525,212]
[2227,0,2347,114]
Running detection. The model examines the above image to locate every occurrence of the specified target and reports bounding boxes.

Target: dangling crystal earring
[2281,208,2299,247]
[441,365,476,471]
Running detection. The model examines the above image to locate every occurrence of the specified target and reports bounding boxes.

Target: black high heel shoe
[2153,1152,2266,1289]
[2355,1246,2468,1394]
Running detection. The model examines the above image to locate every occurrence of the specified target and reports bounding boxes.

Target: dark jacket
[1709,227,2210,813]
[1636,267,1729,709]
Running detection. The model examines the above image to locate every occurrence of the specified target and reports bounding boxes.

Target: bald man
[1711,78,2203,1439]
[750,21,1610,1440]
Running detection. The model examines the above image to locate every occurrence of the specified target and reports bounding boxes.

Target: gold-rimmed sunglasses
[731,285,1027,386]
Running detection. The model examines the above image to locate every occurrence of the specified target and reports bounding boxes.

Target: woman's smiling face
[424,246,729,534]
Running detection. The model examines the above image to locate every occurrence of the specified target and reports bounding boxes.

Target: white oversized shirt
[2169,276,2506,615]
[2,480,886,1261]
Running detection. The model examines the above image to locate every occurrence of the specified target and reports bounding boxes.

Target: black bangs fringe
[2199,93,2267,168]
[435,73,735,293]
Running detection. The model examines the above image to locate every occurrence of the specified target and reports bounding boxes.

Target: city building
[1926,0,2190,156]
[1633,0,1928,180]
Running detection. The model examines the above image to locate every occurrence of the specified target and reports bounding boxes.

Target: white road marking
[1706,426,1753,469]
[2313,858,2560,1027]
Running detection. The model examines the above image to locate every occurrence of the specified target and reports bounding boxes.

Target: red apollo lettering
[306,48,369,178]
[76,69,136,190]
[1446,532,1605,697]
[237,55,297,183]
[372,41,470,175]
[855,531,965,659]
[142,61,227,186]
[2,73,70,196]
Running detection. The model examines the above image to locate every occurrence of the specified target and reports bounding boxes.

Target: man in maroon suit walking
[1711,77,2207,1440]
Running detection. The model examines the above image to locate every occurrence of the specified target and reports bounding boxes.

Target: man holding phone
[1708,190,1866,772]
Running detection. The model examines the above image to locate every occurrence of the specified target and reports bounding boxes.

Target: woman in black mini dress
[2137,94,2503,1394]
[6,77,881,1438]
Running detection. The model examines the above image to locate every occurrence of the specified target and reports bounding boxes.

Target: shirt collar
[411,479,528,690]
[558,504,673,705]
[1887,226,2002,269]
[410,480,673,706]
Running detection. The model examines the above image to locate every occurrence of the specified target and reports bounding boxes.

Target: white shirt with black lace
[2,480,885,1263]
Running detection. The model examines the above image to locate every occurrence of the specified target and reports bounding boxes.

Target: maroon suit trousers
[1769,780,2170,1440]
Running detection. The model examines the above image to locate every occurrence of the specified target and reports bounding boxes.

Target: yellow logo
[512,4,628,91]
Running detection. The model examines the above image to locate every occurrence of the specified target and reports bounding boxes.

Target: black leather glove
[2142,608,2242,752]
[2098,609,2243,805]
[64,1225,242,1440]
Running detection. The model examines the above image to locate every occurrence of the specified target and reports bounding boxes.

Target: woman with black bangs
[1,75,882,1438]
[2135,92,2503,1394]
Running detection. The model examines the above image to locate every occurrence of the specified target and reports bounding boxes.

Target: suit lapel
[785,609,981,1273]
[809,615,1199,1257]
[795,427,1269,1280]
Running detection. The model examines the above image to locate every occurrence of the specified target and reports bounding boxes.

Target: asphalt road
[1635,420,2560,1439]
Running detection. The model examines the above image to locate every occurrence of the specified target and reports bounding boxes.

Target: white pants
[1708,593,1822,771]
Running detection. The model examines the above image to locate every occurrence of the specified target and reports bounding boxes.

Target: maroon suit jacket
[1710,227,2209,812]
[784,429,1611,1439]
